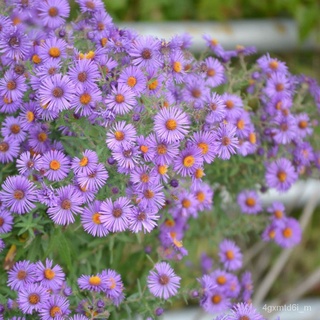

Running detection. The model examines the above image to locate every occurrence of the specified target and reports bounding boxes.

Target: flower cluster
[0,0,319,319]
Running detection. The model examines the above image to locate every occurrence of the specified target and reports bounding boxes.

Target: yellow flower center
[28,293,40,305]
[26,111,34,122]
[165,119,177,131]
[196,191,205,202]
[249,132,256,144]
[49,47,61,58]
[50,160,61,171]
[92,213,101,224]
[89,276,101,286]
[158,165,167,175]
[44,268,55,280]
[79,156,88,167]
[173,61,182,73]
[183,155,195,168]
[100,37,108,47]
[114,131,124,141]
[127,76,137,87]
[50,306,62,317]
[148,79,158,90]
[32,54,41,64]
[198,142,209,155]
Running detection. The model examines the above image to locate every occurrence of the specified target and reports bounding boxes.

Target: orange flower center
[92,213,101,224]
[80,93,91,105]
[283,227,292,238]
[61,199,71,210]
[245,197,256,207]
[274,210,283,219]
[52,87,63,98]
[14,190,24,200]
[17,270,27,280]
[182,199,191,208]
[198,142,209,155]
[226,250,234,260]
[158,165,167,175]
[276,83,284,92]
[7,80,16,90]
[114,131,124,141]
[89,276,101,286]
[127,76,137,87]
[50,306,62,317]
[165,119,177,131]
[44,268,55,280]
[29,293,40,305]
[226,100,234,109]
[140,173,149,183]
[237,119,245,130]
[196,191,205,202]
[269,60,278,70]
[140,145,148,153]
[173,61,182,73]
[183,155,195,168]
[195,168,204,179]
[49,47,60,58]
[50,160,61,170]
[217,275,226,285]
[109,277,116,289]
[0,142,9,152]
[115,94,125,103]
[249,132,256,144]
[26,111,34,122]
[38,132,47,142]
[79,156,88,167]
[157,144,167,155]
[148,79,158,90]
[48,7,58,17]
[211,294,221,304]
[32,54,41,64]
[269,229,276,239]
[207,68,215,77]
[144,189,154,199]
[298,120,308,129]
[277,171,287,182]
[192,89,201,98]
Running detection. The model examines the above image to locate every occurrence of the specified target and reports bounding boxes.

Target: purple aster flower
[38,0,70,30]
[232,111,253,139]
[38,37,68,62]
[147,133,179,166]
[39,294,71,320]
[0,209,13,233]
[175,190,198,218]
[105,84,136,115]
[0,70,27,102]
[267,201,286,223]
[0,138,20,164]
[100,197,132,232]
[200,287,231,314]
[147,262,181,299]
[154,107,190,144]
[204,92,226,124]
[7,260,37,291]
[215,124,239,160]
[129,35,162,69]
[37,183,58,207]
[128,204,159,233]
[68,59,100,90]
[0,95,20,113]
[271,114,297,145]
[106,121,137,151]
[81,200,109,237]
[47,185,84,225]
[275,217,302,248]
[18,283,50,314]
[221,93,244,121]
[40,150,70,181]
[35,258,65,290]
[264,72,293,98]
[202,57,226,87]
[182,74,209,109]
[101,269,124,301]
[193,183,214,211]
[39,73,75,112]
[202,34,225,57]
[265,158,298,192]
[173,145,204,177]
[78,273,108,292]
[145,67,165,97]
[76,163,108,191]
[112,145,141,172]
[293,141,314,167]
[210,269,231,290]
[241,271,254,303]
[16,151,42,177]
[77,0,105,13]
[295,113,313,138]
[0,176,36,215]
[190,131,217,164]
[169,50,186,83]
[229,302,264,320]
[227,273,241,299]
[237,190,262,215]
[71,85,102,117]
[71,149,99,176]
[1,116,27,143]
[136,183,165,211]
[118,65,147,96]
[0,25,31,61]
[262,222,278,242]
[219,239,243,271]
[257,53,288,75]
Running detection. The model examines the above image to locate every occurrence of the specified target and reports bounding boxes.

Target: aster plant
[0,1,320,319]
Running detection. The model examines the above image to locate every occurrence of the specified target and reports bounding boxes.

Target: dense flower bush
[0,0,320,319]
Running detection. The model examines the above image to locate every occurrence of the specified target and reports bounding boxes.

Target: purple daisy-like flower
[0,209,14,233]
[76,163,108,191]
[271,114,297,145]
[38,37,68,62]
[0,138,20,164]
[39,73,75,112]
[267,201,286,224]
[193,183,213,211]
[136,183,165,211]
[18,283,50,314]
[112,145,141,172]
[100,197,132,232]
[257,53,288,75]
[265,158,298,192]
[68,59,100,90]
[219,239,243,271]
[1,116,27,143]
[81,200,109,237]
[77,0,104,13]
[105,84,136,115]
[237,190,262,215]
[35,258,65,290]
[78,273,108,292]
[38,0,70,30]
[154,107,190,144]
[39,294,71,320]
[294,141,314,167]
[205,92,227,124]
[202,56,226,87]
[0,25,31,61]
[37,183,58,207]
[40,150,70,181]
[129,35,162,69]
[215,124,239,160]
[118,65,147,95]
[275,217,302,248]
[101,269,124,301]
[106,121,137,151]
[147,262,181,299]
[0,176,36,215]
[200,287,231,314]
[0,70,27,102]
[264,71,293,98]
[221,93,244,121]
[241,271,254,303]
[229,302,264,320]
[190,130,217,164]
[202,34,225,57]
[130,165,158,190]
[173,145,203,177]
[71,149,98,176]
[47,185,84,225]
[128,204,159,233]
[7,260,37,291]
[295,113,313,138]
[169,50,186,83]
